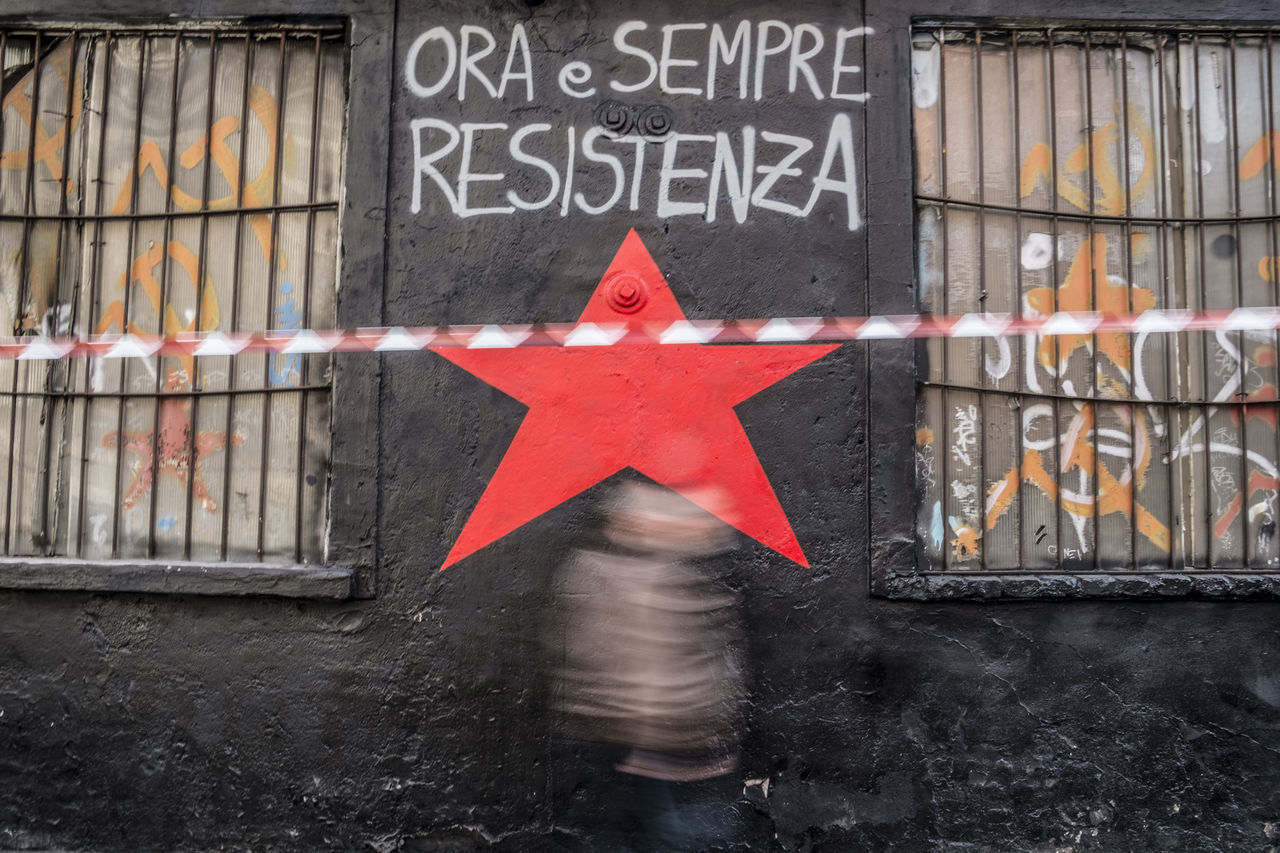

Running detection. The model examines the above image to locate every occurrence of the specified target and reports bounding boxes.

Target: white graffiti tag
[951,404,978,467]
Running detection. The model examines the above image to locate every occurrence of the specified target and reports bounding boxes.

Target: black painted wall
[2,1,1279,851]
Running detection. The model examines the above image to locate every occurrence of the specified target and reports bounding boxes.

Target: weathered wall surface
[2,0,1279,851]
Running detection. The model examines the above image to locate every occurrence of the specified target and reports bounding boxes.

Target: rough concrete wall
[1,1,1279,851]
[3,593,1278,850]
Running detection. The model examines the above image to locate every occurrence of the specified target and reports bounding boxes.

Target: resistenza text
[405,20,870,229]
[410,116,859,230]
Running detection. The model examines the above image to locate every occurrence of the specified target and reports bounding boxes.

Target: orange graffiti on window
[1232,342,1278,430]
[1242,133,1280,290]
[94,84,304,386]
[949,518,981,562]
[94,241,220,385]
[983,228,1169,554]
[1225,128,1280,546]
[985,404,1171,552]
[1024,233,1157,375]
[110,84,287,271]
[0,41,83,196]
[1019,105,1154,216]
[1239,130,1280,181]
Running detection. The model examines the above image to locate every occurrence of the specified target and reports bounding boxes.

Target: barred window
[914,25,1280,573]
[0,25,344,564]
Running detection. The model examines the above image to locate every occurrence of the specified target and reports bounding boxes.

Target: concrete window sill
[873,571,1280,601]
[0,558,354,599]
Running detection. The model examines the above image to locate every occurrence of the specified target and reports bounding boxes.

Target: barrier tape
[5,307,1280,359]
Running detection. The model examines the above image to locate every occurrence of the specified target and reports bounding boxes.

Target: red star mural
[433,230,840,569]
[103,369,242,513]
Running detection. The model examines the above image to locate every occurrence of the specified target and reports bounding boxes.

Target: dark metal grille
[913,25,1280,572]
[0,24,345,564]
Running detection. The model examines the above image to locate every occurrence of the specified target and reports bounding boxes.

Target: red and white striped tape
[5,307,1280,360]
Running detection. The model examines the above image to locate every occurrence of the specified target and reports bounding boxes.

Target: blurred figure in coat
[549,480,746,852]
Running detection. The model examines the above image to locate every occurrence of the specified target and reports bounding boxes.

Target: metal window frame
[0,0,391,599]
[864,0,1280,600]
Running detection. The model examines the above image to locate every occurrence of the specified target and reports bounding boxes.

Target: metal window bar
[143,33,184,560]
[1012,29,1027,573]
[913,24,1280,573]
[975,29,990,574]
[182,32,219,562]
[108,33,149,557]
[0,24,344,565]
[296,32,325,565]
[1155,33,1181,572]
[1229,34,1250,568]
[218,32,255,563]
[256,34,288,562]
[938,29,951,571]
[1268,34,1280,571]
[36,31,78,554]
[1084,30,1100,573]
[1120,31,1139,575]
[73,30,112,557]
[1191,34,1214,570]
[7,31,45,555]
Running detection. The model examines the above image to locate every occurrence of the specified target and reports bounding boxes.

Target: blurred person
[548,480,746,852]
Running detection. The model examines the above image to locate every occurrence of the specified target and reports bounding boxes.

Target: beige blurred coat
[551,546,745,757]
